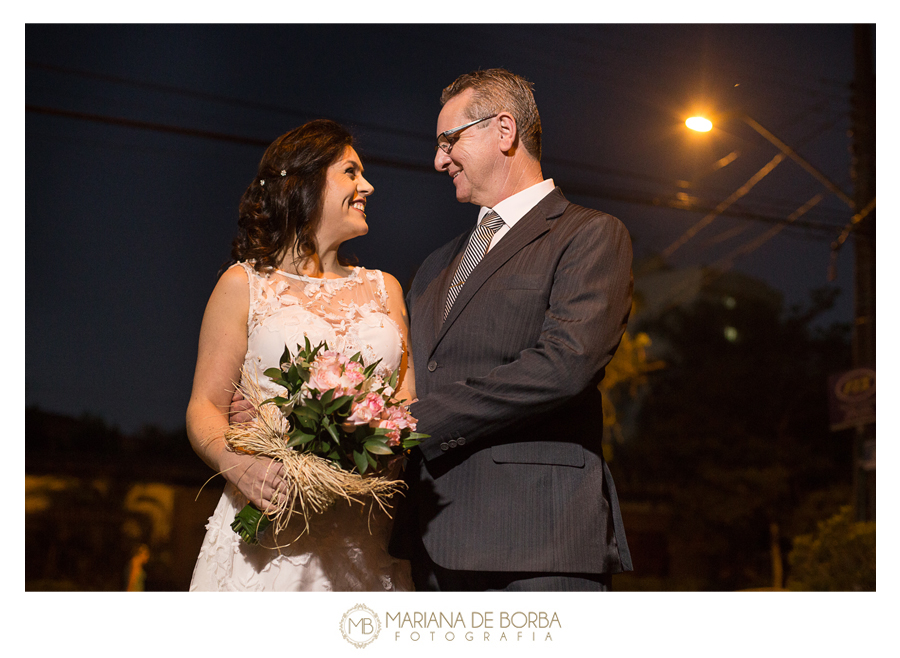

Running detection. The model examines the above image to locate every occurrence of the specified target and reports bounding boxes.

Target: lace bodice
[237,262,404,399]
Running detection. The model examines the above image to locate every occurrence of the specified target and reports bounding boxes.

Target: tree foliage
[612,283,854,590]
[787,505,875,591]
[600,329,664,446]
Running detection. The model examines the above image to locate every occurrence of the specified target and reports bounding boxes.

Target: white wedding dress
[189,262,414,591]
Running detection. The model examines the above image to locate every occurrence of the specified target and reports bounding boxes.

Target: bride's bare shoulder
[203,263,251,316]
[378,270,403,293]
[217,262,252,288]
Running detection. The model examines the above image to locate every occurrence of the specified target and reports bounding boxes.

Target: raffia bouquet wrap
[224,339,426,545]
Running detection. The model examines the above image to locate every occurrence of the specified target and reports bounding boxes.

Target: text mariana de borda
[386,611,561,642]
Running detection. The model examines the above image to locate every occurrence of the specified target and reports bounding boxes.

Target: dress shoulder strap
[361,268,390,313]
[232,261,268,333]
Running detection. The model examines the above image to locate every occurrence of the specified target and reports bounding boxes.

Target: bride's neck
[277,249,351,279]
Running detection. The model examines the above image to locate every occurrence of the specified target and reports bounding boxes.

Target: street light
[685,116,712,132]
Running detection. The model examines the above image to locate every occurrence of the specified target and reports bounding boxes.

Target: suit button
[457,437,466,446]
[427,361,437,372]
[448,439,458,448]
[440,442,450,451]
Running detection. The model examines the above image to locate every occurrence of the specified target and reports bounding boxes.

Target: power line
[25,61,430,145]
[555,179,841,236]
[26,103,271,147]
[28,59,851,227]
[662,151,788,258]
[711,193,826,272]
[28,61,701,191]
[25,104,432,175]
[26,102,847,238]
[664,109,854,256]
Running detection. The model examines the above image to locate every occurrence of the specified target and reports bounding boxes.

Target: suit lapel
[434,188,569,347]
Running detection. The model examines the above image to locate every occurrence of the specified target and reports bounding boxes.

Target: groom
[390,69,634,591]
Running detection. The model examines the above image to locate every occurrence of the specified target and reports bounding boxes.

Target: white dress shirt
[478,178,556,252]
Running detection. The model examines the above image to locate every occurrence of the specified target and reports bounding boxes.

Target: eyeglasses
[435,115,497,154]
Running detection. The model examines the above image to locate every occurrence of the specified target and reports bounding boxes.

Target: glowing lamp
[685,116,713,132]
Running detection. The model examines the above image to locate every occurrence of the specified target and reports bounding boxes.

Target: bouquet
[224,338,427,545]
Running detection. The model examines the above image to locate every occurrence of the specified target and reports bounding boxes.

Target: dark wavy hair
[230,119,355,273]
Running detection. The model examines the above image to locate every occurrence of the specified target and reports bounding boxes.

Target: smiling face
[317,146,374,249]
[433,89,502,207]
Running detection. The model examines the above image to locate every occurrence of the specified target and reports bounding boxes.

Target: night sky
[27,23,864,436]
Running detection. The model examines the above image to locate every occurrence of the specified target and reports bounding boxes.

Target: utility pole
[850,24,876,522]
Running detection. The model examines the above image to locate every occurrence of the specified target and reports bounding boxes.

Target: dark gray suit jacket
[393,187,633,575]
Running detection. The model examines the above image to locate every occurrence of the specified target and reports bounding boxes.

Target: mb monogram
[340,604,382,648]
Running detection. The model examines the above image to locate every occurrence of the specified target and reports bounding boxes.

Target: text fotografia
[386,611,561,642]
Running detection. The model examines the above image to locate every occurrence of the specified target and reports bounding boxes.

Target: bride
[186,120,415,591]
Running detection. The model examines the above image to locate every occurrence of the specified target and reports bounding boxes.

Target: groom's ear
[496,112,518,154]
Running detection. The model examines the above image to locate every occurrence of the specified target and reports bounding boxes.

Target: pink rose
[384,405,417,431]
[341,360,366,390]
[307,351,366,398]
[345,392,386,426]
[369,419,401,446]
[369,405,416,446]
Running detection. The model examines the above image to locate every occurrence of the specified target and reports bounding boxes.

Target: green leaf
[388,369,399,389]
[230,503,273,545]
[320,389,334,406]
[353,450,369,474]
[326,395,353,415]
[292,406,317,422]
[364,441,394,455]
[280,345,292,366]
[305,397,323,414]
[325,422,340,443]
[295,419,317,433]
[363,358,383,378]
[404,432,430,441]
[292,405,317,419]
[286,432,316,448]
[263,367,284,380]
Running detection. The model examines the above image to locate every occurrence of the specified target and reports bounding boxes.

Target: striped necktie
[444,210,505,321]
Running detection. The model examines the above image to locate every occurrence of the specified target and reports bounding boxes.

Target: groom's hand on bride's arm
[230,389,256,424]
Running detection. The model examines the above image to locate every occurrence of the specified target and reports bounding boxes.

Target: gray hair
[440,68,542,161]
